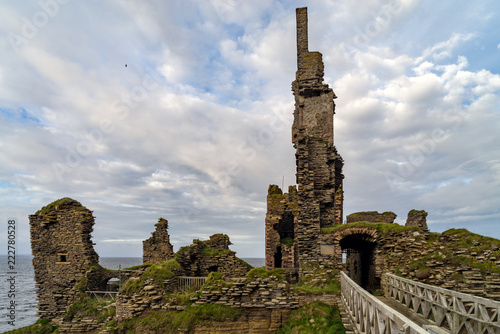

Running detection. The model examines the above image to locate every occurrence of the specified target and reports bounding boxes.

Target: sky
[1,0,499,258]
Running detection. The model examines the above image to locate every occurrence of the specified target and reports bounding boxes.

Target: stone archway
[334,228,380,292]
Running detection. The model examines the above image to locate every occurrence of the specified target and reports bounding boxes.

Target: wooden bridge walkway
[341,271,500,334]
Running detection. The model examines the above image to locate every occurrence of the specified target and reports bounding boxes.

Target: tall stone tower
[265,7,344,269]
[293,7,344,264]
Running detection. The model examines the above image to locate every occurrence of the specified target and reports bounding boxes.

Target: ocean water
[0,255,37,333]
[0,256,264,333]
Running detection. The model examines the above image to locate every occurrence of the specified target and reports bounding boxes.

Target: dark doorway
[274,210,294,240]
[340,235,378,292]
[274,246,282,268]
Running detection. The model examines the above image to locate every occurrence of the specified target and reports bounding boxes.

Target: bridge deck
[376,296,431,328]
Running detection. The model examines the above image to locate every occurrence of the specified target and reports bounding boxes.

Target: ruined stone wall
[116,275,298,322]
[265,185,299,270]
[29,198,99,319]
[190,309,292,334]
[176,235,251,278]
[319,219,500,300]
[405,210,428,229]
[391,230,500,300]
[192,276,299,309]
[205,233,232,250]
[346,211,397,224]
[143,217,174,264]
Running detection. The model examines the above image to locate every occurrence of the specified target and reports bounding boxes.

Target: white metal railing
[177,276,207,291]
[341,271,428,334]
[86,290,118,300]
[385,273,500,334]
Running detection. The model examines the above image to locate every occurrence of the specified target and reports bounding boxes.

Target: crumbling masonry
[266,7,344,269]
[143,217,174,264]
[29,198,99,318]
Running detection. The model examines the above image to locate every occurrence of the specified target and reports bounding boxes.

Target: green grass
[64,294,115,322]
[114,304,243,333]
[245,267,285,281]
[295,263,340,295]
[403,229,500,278]
[442,228,500,252]
[35,197,87,214]
[3,319,57,334]
[199,272,232,293]
[122,263,153,271]
[200,246,233,257]
[275,301,346,334]
[295,283,340,295]
[321,221,420,234]
[120,258,180,295]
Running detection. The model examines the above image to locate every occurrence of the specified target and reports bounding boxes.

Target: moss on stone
[245,267,285,281]
[268,184,283,195]
[401,228,500,279]
[63,293,115,323]
[320,221,419,234]
[35,197,88,215]
[200,272,233,293]
[123,263,153,271]
[295,262,340,295]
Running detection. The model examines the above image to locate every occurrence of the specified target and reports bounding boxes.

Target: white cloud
[1,1,499,259]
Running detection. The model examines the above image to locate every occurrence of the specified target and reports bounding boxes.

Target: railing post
[385,273,500,334]
[341,272,428,334]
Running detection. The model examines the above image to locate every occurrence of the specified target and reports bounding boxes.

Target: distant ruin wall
[176,235,251,278]
[405,210,428,229]
[346,211,397,224]
[29,198,99,319]
[143,217,174,264]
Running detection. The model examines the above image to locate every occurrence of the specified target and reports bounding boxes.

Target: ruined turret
[143,217,174,264]
[29,198,98,318]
